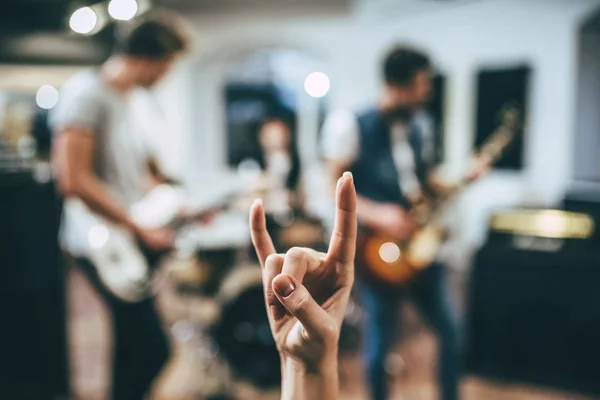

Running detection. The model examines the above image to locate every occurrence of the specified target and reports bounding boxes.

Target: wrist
[281,353,338,400]
[282,351,337,373]
[124,218,140,234]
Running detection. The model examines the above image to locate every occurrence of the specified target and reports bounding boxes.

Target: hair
[259,116,291,131]
[256,114,301,190]
[117,12,191,60]
[383,45,431,86]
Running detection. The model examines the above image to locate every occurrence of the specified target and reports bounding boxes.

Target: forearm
[281,355,338,400]
[281,356,304,400]
[65,174,135,229]
[428,155,489,195]
[53,129,137,230]
[427,169,456,195]
[356,195,383,229]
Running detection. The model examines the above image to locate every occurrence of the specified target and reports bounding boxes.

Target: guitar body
[356,105,521,287]
[66,184,193,303]
[357,226,446,287]
[67,198,163,302]
[65,175,249,303]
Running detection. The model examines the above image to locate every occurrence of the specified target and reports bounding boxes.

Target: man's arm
[427,168,455,195]
[52,127,138,231]
[147,156,181,186]
[426,152,493,196]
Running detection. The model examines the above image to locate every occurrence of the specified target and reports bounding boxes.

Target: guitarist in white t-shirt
[50,14,199,400]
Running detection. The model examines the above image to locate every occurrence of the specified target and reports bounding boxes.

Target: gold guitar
[357,106,521,286]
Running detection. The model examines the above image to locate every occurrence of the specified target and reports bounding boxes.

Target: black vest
[350,109,430,208]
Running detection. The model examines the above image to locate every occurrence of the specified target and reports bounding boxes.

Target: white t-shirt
[50,69,155,253]
[321,109,435,200]
[264,150,293,215]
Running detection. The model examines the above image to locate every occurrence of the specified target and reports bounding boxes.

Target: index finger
[250,199,277,267]
[326,172,357,265]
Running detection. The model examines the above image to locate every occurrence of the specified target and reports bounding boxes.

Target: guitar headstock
[479,104,521,161]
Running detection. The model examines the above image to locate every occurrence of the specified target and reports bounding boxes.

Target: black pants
[76,257,170,400]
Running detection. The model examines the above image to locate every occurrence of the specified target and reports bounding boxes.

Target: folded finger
[281,247,323,284]
[264,253,286,324]
[272,274,336,342]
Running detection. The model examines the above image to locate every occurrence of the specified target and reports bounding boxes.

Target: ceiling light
[69,7,98,34]
[35,84,59,110]
[304,72,330,98]
[108,0,138,21]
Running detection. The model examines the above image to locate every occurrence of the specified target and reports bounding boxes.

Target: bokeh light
[69,7,98,34]
[304,71,330,98]
[108,0,138,21]
[35,85,59,110]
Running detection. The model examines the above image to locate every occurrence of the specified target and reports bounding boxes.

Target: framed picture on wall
[224,82,297,166]
[425,73,446,164]
[474,65,530,170]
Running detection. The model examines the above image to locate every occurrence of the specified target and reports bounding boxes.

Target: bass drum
[210,264,365,389]
[211,265,281,388]
[339,291,364,354]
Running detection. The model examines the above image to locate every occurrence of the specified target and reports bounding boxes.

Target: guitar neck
[422,178,472,226]
[442,174,475,201]
[415,124,515,227]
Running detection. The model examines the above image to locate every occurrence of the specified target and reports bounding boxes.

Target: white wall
[150,61,195,178]
[158,0,599,268]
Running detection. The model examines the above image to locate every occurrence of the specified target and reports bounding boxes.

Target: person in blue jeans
[360,264,461,400]
[321,45,490,400]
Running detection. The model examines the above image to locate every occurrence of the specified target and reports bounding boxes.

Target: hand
[133,225,174,252]
[195,209,218,225]
[178,207,218,225]
[250,172,357,400]
[372,203,416,239]
[466,153,492,182]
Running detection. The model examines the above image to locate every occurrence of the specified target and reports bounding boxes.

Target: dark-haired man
[322,45,488,400]
[51,13,191,400]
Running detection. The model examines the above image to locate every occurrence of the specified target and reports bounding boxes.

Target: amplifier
[0,173,69,399]
[487,208,596,252]
[466,208,600,397]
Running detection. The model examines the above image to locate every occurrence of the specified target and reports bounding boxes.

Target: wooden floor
[67,266,594,400]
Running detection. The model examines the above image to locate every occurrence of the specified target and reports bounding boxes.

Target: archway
[189,41,332,218]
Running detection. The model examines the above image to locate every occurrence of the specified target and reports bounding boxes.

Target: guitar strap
[408,118,438,201]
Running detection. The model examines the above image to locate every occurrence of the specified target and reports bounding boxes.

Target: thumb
[272,274,335,341]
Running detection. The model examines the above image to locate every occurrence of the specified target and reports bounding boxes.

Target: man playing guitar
[321,45,489,400]
[50,14,197,400]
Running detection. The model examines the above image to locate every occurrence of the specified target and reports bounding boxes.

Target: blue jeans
[361,263,462,400]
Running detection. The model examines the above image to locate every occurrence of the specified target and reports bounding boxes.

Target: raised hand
[249,172,357,400]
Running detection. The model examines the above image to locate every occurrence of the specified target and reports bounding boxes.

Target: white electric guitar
[67,181,247,303]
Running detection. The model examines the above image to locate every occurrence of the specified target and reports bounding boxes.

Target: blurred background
[2,0,600,399]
